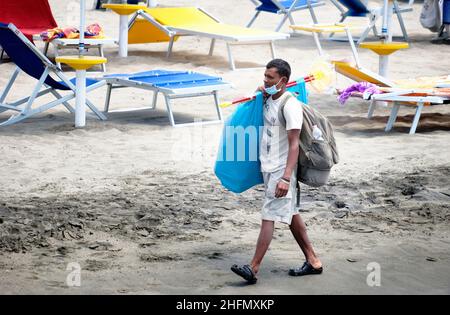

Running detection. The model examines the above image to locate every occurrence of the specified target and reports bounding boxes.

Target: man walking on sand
[231,59,323,284]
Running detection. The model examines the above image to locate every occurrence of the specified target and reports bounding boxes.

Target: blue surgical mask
[264,78,283,95]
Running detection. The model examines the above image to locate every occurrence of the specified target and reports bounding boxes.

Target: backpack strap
[277,92,294,128]
[275,93,302,207]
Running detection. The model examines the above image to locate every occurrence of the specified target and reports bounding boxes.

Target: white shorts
[261,168,298,225]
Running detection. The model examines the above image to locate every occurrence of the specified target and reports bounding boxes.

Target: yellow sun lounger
[128,7,290,70]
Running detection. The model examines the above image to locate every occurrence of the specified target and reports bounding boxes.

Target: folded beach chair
[247,0,325,31]
[334,60,450,134]
[128,7,289,70]
[329,0,414,44]
[0,23,106,127]
[103,70,232,127]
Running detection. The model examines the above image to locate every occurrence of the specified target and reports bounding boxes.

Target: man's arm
[275,129,300,198]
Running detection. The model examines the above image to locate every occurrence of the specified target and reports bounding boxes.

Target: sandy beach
[0,0,449,294]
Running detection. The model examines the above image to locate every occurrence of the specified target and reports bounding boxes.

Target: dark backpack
[277,92,339,190]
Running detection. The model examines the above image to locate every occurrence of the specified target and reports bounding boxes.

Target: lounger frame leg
[287,13,296,26]
[312,32,324,56]
[409,103,423,135]
[385,102,400,132]
[226,43,236,71]
[163,92,224,127]
[151,91,158,110]
[167,36,175,58]
[307,1,319,24]
[213,91,223,122]
[104,83,113,112]
[49,89,75,113]
[164,94,176,127]
[270,41,276,59]
[24,68,50,113]
[357,11,380,45]
[329,0,346,15]
[367,100,377,119]
[99,45,106,72]
[54,44,62,70]
[393,0,408,42]
[346,29,361,67]
[275,14,290,32]
[85,98,107,121]
[209,39,216,56]
[247,11,261,28]
[0,67,20,104]
[44,42,50,56]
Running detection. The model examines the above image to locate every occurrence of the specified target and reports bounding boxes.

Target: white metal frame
[0,24,107,126]
[293,24,362,67]
[329,0,414,44]
[35,37,117,72]
[247,0,325,32]
[129,8,289,70]
[103,75,231,127]
[94,0,153,9]
[370,89,449,134]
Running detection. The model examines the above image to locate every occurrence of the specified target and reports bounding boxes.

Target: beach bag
[420,0,443,32]
[278,93,339,187]
[214,92,265,193]
[215,79,308,193]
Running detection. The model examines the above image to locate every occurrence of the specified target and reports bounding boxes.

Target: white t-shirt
[260,93,303,173]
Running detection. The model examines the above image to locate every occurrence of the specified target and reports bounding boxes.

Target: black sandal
[289,262,323,276]
[231,264,257,284]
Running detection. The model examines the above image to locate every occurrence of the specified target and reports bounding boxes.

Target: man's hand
[275,180,289,198]
[256,86,268,98]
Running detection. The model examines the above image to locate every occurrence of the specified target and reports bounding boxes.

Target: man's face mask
[264,78,283,95]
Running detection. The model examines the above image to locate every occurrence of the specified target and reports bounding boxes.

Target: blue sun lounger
[103,70,232,127]
[329,0,414,44]
[247,0,325,31]
[0,23,106,127]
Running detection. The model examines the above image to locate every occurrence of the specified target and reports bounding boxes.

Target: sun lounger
[370,88,450,134]
[334,60,450,134]
[290,23,364,65]
[103,70,232,127]
[0,23,106,127]
[32,36,117,72]
[247,0,325,31]
[329,0,414,44]
[127,7,289,70]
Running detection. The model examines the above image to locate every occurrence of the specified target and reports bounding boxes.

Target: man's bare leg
[289,214,322,268]
[250,220,275,275]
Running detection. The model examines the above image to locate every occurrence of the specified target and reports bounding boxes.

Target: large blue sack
[215,79,308,193]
